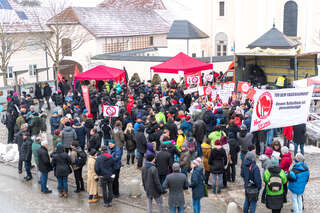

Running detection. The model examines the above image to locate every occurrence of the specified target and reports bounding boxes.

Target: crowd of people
[3,75,310,212]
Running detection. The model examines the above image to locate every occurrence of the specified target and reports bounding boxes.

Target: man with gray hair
[163,162,189,213]
[37,140,52,193]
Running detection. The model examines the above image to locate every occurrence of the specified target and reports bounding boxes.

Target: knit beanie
[281,146,289,154]
[270,157,279,167]
[295,153,305,162]
[246,152,256,161]
[192,157,202,167]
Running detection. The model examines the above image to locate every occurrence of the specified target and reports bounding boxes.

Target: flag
[57,71,63,82]
[81,85,91,114]
[74,65,80,76]
[237,81,251,94]
[247,88,256,100]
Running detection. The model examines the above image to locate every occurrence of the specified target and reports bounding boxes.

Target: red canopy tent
[74,65,126,83]
[150,52,213,74]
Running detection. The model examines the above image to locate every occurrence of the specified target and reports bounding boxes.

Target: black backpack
[76,150,87,167]
[245,164,259,200]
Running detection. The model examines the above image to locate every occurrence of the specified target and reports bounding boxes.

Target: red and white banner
[103,105,120,117]
[198,86,214,96]
[237,81,251,94]
[204,74,213,82]
[81,85,91,114]
[185,72,202,88]
[250,87,313,132]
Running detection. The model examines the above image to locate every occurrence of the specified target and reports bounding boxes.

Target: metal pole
[294,56,298,80]
[187,39,189,56]
[45,48,49,81]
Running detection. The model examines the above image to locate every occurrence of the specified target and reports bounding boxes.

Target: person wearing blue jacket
[72,118,86,151]
[180,116,193,135]
[288,153,309,213]
[190,158,205,213]
[241,152,262,213]
[108,139,122,198]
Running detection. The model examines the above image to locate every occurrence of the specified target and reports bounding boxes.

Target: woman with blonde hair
[124,123,136,165]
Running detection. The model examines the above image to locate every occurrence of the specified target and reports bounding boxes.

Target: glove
[95,177,99,182]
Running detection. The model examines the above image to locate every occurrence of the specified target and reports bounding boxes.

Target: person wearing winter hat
[279,146,292,203]
[70,140,86,193]
[241,151,262,213]
[162,162,188,213]
[208,139,227,194]
[190,157,205,213]
[263,157,287,212]
[288,153,309,213]
[259,147,273,204]
[179,142,191,177]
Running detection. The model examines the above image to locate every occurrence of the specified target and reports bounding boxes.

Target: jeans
[101,177,113,205]
[8,128,14,144]
[169,206,184,213]
[243,197,257,213]
[147,196,164,213]
[197,141,202,157]
[294,143,304,156]
[137,152,144,168]
[266,129,274,146]
[126,150,135,164]
[291,192,303,213]
[181,168,188,177]
[113,169,120,196]
[212,173,223,188]
[57,176,68,191]
[159,175,167,192]
[192,198,201,213]
[40,172,49,192]
[45,96,51,110]
[24,161,32,177]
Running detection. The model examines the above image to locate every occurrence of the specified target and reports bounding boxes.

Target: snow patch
[0,144,19,163]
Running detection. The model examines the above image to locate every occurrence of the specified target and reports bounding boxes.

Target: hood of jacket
[72,123,83,129]
[64,126,73,132]
[268,165,281,173]
[293,162,309,171]
[146,143,154,152]
[243,158,255,168]
[144,161,154,169]
[101,152,112,161]
[56,145,65,153]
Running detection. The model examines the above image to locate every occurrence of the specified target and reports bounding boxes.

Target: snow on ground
[0,143,19,163]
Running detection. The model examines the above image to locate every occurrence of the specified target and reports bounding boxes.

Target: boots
[212,186,216,194]
[59,191,63,197]
[63,190,68,198]
[217,186,221,194]
[126,157,130,165]
[80,180,85,192]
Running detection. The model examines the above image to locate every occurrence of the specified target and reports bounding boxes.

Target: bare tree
[0,13,27,86]
[33,0,92,82]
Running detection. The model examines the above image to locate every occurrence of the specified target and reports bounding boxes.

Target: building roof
[248,26,299,49]
[98,0,166,9]
[167,20,209,39]
[1,0,51,34]
[48,7,170,38]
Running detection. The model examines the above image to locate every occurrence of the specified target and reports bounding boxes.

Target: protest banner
[184,87,198,95]
[237,81,251,94]
[204,73,213,82]
[185,72,202,88]
[198,86,214,96]
[250,87,313,132]
[307,78,320,100]
[103,105,120,117]
[81,85,91,114]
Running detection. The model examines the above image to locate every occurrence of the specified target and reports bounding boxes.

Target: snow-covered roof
[48,7,170,38]
[97,0,166,9]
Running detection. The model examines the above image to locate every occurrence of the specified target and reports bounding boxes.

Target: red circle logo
[242,83,250,93]
[205,87,212,95]
[106,106,116,116]
[192,77,199,84]
[256,92,273,119]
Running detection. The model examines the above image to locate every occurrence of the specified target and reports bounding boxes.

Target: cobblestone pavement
[1,106,320,212]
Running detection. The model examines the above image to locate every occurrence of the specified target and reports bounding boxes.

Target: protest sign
[250,87,313,132]
[204,74,213,82]
[307,79,320,100]
[237,81,251,94]
[184,87,198,95]
[81,85,91,114]
[103,105,120,117]
[185,72,202,88]
[198,86,214,96]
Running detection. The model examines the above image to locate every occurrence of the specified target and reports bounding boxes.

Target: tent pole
[187,39,189,56]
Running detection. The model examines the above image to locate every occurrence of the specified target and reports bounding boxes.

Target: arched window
[215,32,228,56]
[283,1,298,37]
[62,38,72,56]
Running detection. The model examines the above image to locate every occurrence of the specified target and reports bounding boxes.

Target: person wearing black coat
[156,144,173,190]
[165,117,178,141]
[192,118,206,157]
[21,132,33,180]
[124,127,136,165]
[94,146,115,207]
[15,124,28,173]
[72,119,86,151]
[6,111,16,144]
[190,159,205,213]
[35,83,44,112]
[208,140,227,194]
[88,129,101,153]
[134,125,147,168]
[227,138,240,182]
[51,145,72,197]
[43,83,52,110]
[292,123,306,156]
[37,141,52,193]
[142,154,164,213]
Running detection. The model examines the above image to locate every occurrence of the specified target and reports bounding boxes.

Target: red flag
[57,71,63,82]
[74,65,80,76]
[81,85,91,114]
[237,81,251,94]
[185,72,202,88]
[247,88,256,100]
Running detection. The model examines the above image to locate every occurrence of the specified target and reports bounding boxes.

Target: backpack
[76,150,87,167]
[203,111,211,124]
[268,172,282,192]
[245,164,259,200]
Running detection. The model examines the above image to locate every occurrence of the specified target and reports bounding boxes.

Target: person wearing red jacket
[280,146,292,203]
[126,96,134,116]
[283,126,293,147]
